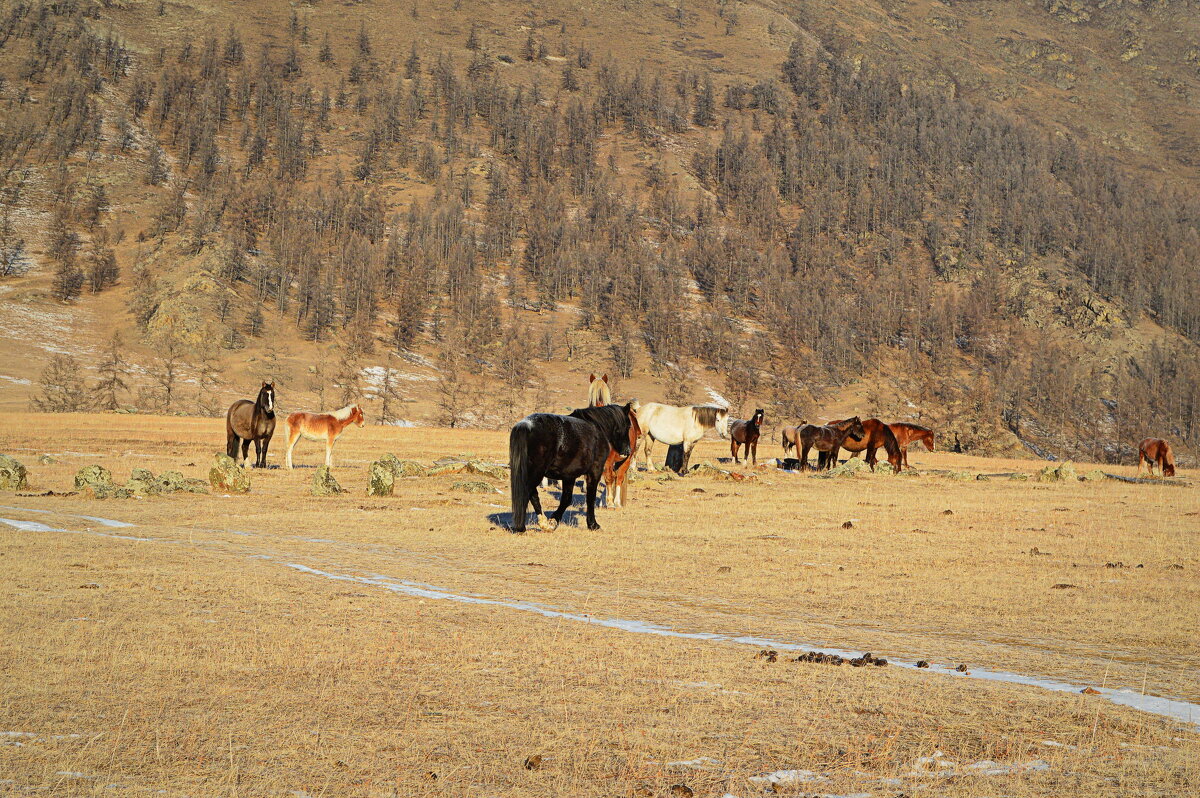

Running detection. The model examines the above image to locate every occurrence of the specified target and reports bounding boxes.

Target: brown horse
[730,408,765,465]
[826,417,901,473]
[888,422,935,469]
[780,423,807,457]
[586,374,641,508]
[225,382,276,468]
[1137,438,1176,477]
[798,417,865,472]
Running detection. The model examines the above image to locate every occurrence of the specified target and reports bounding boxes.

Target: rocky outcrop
[209,454,250,493]
[0,455,28,491]
[312,465,344,496]
[451,480,499,494]
[367,460,396,497]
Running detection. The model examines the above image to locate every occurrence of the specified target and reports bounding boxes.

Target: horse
[588,373,611,407]
[888,422,935,469]
[284,404,365,469]
[1137,438,1176,477]
[585,374,642,509]
[225,382,276,468]
[797,417,865,472]
[827,417,902,473]
[730,409,765,465]
[780,423,807,457]
[509,403,636,533]
[635,402,730,473]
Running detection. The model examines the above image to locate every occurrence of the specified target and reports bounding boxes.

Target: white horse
[634,401,730,473]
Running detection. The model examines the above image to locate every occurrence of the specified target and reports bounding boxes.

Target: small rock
[841,520,854,529]
[451,480,498,494]
[125,467,161,496]
[941,509,954,515]
[209,454,250,493]
[955,664,968,672]
[0,454,29,491]
[716,565,731,574]
[755,649,778,663]
[692,487,706,493]
[312,465,345,496]
[916,660,930,668]
[38,454,56,465]
[464,460,508,480]
[669,785,693,798]
[523,754,543,771]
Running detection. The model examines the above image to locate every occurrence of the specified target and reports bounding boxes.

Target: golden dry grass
[1,412,1198,796]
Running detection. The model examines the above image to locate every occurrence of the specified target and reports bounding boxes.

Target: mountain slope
[0,0,1197,463]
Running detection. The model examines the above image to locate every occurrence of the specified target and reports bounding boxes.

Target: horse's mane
[895,422,932,433]
[331,405,358,421]
[692,405,728,426]
[587,377,612,407]
[569,404,629,440]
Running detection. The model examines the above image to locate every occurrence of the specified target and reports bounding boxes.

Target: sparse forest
[1,0,1198,462]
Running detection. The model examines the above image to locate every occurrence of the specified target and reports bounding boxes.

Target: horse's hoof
[587,523,601,531]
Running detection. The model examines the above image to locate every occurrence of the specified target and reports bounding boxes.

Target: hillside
[0,0,1198,463]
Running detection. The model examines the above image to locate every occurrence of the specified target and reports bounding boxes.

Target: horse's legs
[240,439,251,467]
[584,474,601,530]
[828,446,841,470]
[1137,451,1146,477]
[226,429,239,460]
[285,429,300,470]
[253,438,263,468]
[731,439,740,464]
[325,434,334,467]
[642,434,657,472]
[544,478,574,531]
[865,443,877,472]
[800,442,810,471]
[260,435,271,468]
[681,440,697,473]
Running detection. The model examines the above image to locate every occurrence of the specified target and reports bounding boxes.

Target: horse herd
[223,376,1181,536]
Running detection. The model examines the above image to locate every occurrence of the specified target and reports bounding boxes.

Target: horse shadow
[485,481,598,530]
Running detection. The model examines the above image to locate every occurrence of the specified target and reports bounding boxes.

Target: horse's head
[605,402,635,458]
[259,382,276,414]
[716,407,730,439]
[922,430,935,451]
[752,408,765,426]
[847,416,865,442]
[351,404,365,427]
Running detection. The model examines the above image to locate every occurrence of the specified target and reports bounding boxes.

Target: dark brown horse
[798,417,865,472]
[888,422,934,469]
[226,382,276,468]
[1137,438,1176,477]
[730,408,765,465]
[826,417,901,473]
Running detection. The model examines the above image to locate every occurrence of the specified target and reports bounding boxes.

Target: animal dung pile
[311,465,345,496]
[0,454,28,491]
[787,650,889,667]
[209,454,250,494]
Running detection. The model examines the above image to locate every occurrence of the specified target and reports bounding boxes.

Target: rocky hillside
[0,0,1197,463]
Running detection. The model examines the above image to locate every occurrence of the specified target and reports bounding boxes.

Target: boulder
[464,461,508,480]
[367,460,396,497]
[1080,469,1108,482]
[947,470,974,481]
[425,462,468,477]
[209,454,250,493]
[0,454,29,491]
[125,468,161,496]
[379,453,426,478]
[312,465,344,496]
[1009,472,1030,481]
[75,465,114,492]
[1036,462,1076,482]
[37,454,56,465]
[451,480,499,494]
[817,458,870,479]
[689,462,758,481]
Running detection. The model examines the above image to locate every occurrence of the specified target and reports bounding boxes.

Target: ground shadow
[485,481,606,530]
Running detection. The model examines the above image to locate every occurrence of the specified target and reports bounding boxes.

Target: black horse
[509,403,636,534]
[225,382,276,468]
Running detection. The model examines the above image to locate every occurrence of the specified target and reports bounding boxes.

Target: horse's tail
[509,421,532,532]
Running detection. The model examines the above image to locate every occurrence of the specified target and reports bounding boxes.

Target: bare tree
[31,354,90,412]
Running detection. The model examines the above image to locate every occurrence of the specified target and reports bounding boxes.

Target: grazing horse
[585,373,642,509]
[797,417,865,472]
[284,404,365,469]
[1137,438,1176,477]
[635,402,730,473]
[888,422,935,469]
[827,417,902,473]
[780,423,807,457]
[509,403,636,533]
[730,409,766,465]
[225,382,276,468]
[588,373,612,407]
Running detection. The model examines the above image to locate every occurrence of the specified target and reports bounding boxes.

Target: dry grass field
[1,412,1198,796]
